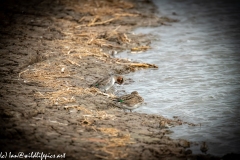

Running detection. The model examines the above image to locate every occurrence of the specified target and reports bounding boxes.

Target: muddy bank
[0,0,237,160]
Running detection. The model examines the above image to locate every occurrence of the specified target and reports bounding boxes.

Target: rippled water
[116,0,240,156]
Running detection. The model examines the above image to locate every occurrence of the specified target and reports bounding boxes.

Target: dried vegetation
[16,0,163,158]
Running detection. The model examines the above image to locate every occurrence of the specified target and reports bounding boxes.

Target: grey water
[116,0,240,156]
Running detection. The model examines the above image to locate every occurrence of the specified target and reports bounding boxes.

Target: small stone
[178,139,190,148]
[184,149,192,155]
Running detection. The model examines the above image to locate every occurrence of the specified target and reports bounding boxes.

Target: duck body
[90,75,123,92]
[114,91,144,112]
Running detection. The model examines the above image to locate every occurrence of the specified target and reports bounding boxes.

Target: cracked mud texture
[0,0,234,160]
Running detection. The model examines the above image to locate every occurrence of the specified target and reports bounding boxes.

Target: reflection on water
[116,0,240,156]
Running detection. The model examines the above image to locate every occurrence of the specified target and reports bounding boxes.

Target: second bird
[90,75,124,92]
[114,91,144,112]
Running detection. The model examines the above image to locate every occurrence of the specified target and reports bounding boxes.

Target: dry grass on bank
[17,0,160,158]
[64,105,132,159]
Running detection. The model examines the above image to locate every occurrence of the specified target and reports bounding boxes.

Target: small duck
[200,142,208,154]
[90,75,123,92]
[114,91,144,112]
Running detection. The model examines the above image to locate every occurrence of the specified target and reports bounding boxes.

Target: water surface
[116,0,240,156]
